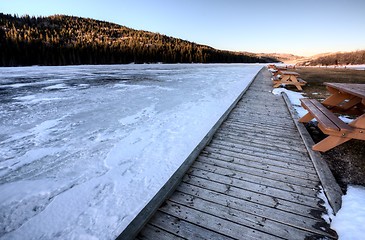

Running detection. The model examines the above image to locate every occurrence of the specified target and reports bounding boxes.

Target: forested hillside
[0,13,269,66]
[299,50,365,66]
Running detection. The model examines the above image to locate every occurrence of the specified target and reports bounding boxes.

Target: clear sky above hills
[2,0,365,56]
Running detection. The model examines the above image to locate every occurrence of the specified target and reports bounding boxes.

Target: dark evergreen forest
[0,13,269,66]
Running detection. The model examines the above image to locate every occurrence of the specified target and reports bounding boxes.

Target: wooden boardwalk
[135,68,338,239]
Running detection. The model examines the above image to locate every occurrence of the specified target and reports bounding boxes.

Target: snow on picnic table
[0,64,262,239]
[272,86,365,240]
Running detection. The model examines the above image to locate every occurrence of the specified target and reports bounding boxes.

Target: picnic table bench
[299,83,365,151]
[273,71,307,90]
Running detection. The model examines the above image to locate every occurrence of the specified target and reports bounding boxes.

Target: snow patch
[331,185,365,240]
[338,115,353,124]
[44,83,69,90]
[272,88,308,118]
[13,95,37,101]
[118,106,156,126]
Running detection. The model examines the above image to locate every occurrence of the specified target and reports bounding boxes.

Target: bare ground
[283,67,365,192]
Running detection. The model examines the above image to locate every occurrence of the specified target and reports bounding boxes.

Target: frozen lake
[0,64,262,239]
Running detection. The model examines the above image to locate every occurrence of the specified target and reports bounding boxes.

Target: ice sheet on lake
[0,64,262,239]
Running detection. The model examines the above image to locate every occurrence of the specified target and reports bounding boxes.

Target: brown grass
[285,67,365,97]
[286,67,365,191]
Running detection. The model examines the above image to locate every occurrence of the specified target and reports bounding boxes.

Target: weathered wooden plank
[233,101,291,109]
[213,134,307,156]
[235,104,290,112]
[198,153,319,188]
[203,146,317,177]
[230,101,290,110]
[168,192,319,239]
[218,128,303,147]
[182,174,324,216]
[218,125,304,143]
[198,152,319,186]
[229,112,294,123]
[234,106,292,116]
[237,98,283,105]
[235,107,288,114]
[217,128,304,148]
[207,140,309,167]
[190,162,319,197]
[236,95,290,103]
[201,148,317,181]
[231,105,292,113]
[201,149,317,182]
[159,200,280,240]
[186,165,320,207]
[233,109,291,117]
[148,211,233,240]
[225,117,296,131]
[214,133,306,157]
[200,147,316,176]
[170,190,335,239]
[222,121,300,137]
[224,118,298,131]
[209,140,307,161]
[209,139,314,171]
[228,115,294,124]
[136,223,185,240]
[209,137,304,157]
[212,137,308,159]
[176,182,327,227]
[206,138,309,161]
[222,120,298,134]
[211,135,305,155]
[213,132,308,155]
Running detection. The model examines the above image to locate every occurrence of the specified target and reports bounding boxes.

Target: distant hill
[296,50,365,66]
[255,51,365,66]
[254,53,304,64]
[0,13,270,66]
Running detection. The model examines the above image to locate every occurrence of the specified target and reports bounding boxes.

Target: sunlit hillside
[296,50,365,66]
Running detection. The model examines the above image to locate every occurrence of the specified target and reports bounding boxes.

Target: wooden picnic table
[267,64,276,69]
[273,71,306,90]
[322,83,365,115]
[299,83,365,151]
[268,65,287,71]
[270,67,288,77]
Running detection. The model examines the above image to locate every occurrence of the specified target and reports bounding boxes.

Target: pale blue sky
[2,0,365,56]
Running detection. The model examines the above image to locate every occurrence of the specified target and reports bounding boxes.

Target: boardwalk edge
[116,66,265,240]
[281,92,342,214]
